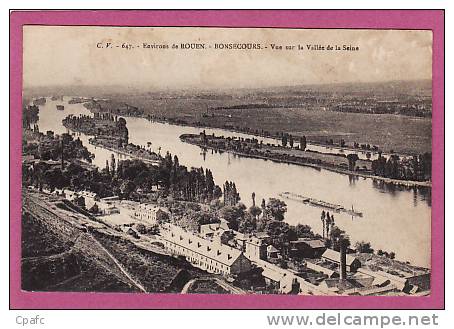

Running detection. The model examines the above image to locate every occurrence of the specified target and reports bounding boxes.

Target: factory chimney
[339,239,347,281]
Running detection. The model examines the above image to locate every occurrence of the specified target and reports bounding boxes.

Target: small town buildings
[63,189,79,201]
[406,272,431,291]
[255,232,271,242]
[102,205,120,215]
[262,268,285,291]
[133,203,169,225]
[160,223,252,276]
[200,222,230,238]
[321,249,361,272]
[259,263,298,294]
[245,236,268,261]
[289,238,326,259]
[267,245,280,259]
[305,261,338,278]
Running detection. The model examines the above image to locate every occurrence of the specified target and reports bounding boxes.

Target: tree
[281,134,288,147]
[329,226,350,251]
[120,180,136,197]
[249,205,262,219]
[355,241,374,254]
[300,136,307,151]
[156,210,170,224]
[135,223,147,234]
[325,214,335,237]
[110,154,116,176]
[265,198,287,221]
[219,204,246,230]
[347,153,359,171]
[264,220,293,250]
[279,259,288,269]
[294,224,314,238]
[321,210,326,239]
[238,212,257,233]
[261,198,266,209]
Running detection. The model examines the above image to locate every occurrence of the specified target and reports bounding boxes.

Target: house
[200,222,229,237]
[289,238,326,259]
[321,249,361,272]
[160,223,251,276]
[245,236,268,261]
[406,272,430,291]
[63,189,78,201]
[261,268,298,294]
[262,268,284,291]
[103,205,120,215]
[267,245,280,259]
[133,203,169,224]
[305,261,338,278]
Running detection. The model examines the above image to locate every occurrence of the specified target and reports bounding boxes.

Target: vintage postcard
[10,10,444,309]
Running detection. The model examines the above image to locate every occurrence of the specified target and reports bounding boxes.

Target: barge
[279,192,363,218]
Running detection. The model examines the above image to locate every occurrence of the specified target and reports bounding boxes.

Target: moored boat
[279,192,363,218]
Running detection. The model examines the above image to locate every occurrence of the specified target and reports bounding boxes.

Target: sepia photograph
[20,25,434,298]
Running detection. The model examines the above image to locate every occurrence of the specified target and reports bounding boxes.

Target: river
[34,97,432,268]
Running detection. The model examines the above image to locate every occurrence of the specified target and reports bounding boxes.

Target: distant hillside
[23,79,432,99]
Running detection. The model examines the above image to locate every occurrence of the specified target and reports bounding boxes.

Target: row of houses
[159,222,333,294]
[160,223,252,276]
[199,221,329,263]
[54,190,171,225]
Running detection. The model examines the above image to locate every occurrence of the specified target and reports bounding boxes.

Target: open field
[85,92,431,155]
[81,95,432,155]
[197,108,431,155]
[24,80,432,155]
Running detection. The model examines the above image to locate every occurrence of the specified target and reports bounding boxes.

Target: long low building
[322,249,361,272]
[160,223,252,276]
[133,203,169,224]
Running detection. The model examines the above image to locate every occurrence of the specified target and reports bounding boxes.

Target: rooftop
[292,238,326,249]
[322,249,360,266]
[160,223,244,266]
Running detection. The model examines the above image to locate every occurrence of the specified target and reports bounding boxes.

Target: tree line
[371,153,431,181]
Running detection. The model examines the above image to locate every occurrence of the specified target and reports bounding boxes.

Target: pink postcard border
[9,10,445,310]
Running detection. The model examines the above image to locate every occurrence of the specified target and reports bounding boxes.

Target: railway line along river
[35,97,432,268]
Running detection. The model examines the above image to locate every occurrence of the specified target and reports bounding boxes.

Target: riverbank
[79,97,423,159]
[62,114,161,165]
[180,134,432,188]
[88,138,161,165]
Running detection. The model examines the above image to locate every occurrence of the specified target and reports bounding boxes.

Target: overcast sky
[23,26,432,89]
